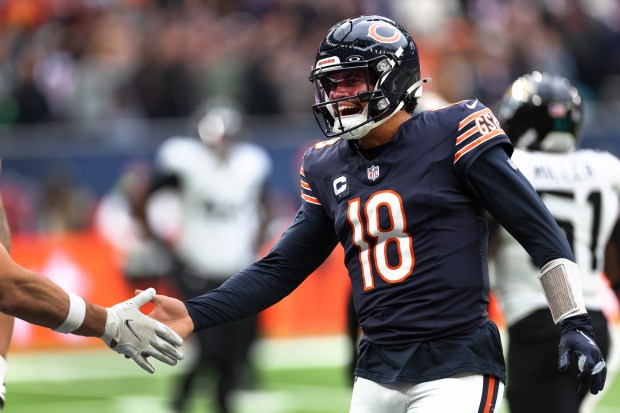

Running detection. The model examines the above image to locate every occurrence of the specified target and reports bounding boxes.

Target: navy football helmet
[308,15,429,140]
[498,71,582,152]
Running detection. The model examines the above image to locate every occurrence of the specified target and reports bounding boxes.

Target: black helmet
[308,15,428,140]
[498,71,582,152]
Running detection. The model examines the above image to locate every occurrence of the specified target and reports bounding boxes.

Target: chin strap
[340,103,400,140]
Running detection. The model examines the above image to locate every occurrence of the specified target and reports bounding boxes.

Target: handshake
[100,288,185,374]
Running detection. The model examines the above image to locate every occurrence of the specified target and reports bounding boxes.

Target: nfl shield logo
[367,165,380,181]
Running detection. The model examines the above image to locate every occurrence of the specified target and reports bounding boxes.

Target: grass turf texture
[5,335,620,413]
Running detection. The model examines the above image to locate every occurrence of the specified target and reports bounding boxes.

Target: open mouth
[336,102,363,117]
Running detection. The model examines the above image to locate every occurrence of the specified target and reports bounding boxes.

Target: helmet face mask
[498,71,582,152]
[309,15,424,140]
[311,63,384,139]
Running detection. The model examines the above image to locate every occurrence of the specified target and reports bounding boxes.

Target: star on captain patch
[367,165,380,181]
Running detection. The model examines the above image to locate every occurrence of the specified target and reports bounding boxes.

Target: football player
[145,95,272,413]
[491,71,620,413]
[144,15,606,412]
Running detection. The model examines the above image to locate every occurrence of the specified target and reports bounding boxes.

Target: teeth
[337,104,361,115]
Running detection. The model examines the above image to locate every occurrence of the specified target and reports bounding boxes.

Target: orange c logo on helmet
[368,22,401,44]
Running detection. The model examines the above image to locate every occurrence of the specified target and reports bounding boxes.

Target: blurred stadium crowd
[0,0,619,236]
[1,0,618,123]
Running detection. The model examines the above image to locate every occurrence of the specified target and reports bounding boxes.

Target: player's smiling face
[326,68,372,116]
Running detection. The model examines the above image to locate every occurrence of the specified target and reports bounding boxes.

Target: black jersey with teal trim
[300,100,512,346]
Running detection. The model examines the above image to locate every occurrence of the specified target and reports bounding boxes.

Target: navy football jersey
[301,100,511,347]
[183,99,580,384]
[300,100,511,382]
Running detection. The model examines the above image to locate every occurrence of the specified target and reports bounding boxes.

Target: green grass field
[6,335,620,413]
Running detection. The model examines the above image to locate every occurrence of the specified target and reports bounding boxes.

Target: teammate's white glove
[100,288,184,374]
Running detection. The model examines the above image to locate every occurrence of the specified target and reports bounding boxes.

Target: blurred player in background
[94,160,175,288]
[0,190,13,410]
[146,96,272,413]
[145,16,607,412]
[491,71,620,413]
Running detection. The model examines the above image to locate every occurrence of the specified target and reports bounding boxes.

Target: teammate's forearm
[1,269,105,336]
[0,247,106,337]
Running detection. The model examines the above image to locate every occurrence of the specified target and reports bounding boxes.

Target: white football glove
[100,288,184,374]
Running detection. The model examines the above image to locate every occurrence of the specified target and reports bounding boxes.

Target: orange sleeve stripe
[301,192,321,205]
[483,376,497,413]
[454,129,504,163]
[300,180,311,191]
[300,167,305,177]
[458,108,491,130]
[455,126,478,145]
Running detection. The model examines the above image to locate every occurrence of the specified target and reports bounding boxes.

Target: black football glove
[558,314,606,396]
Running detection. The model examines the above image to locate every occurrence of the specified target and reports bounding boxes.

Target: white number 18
[347,190,415,290]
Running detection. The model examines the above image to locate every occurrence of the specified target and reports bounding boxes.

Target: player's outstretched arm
[0,245,183,373]
[141,290,195,339]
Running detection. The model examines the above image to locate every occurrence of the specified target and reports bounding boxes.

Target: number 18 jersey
[300,100,511,347]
